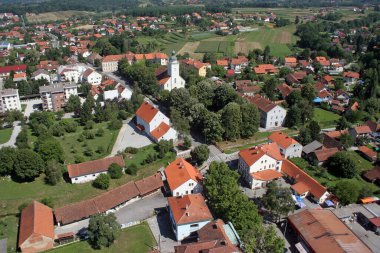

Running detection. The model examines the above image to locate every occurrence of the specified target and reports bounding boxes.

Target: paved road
[21,98,42,117]
[147,213,179,253]
[55,191,167,235]
[0,121,21,148]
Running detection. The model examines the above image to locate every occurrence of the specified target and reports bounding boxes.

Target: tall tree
[261,77,278,101]
[328,152,359,178]
[240,103,260,138]
[0,147,17,176]
[308,120,321,141]
[220,102,242,140]
[191,145,210,165]
[171,108,190,135]
[213,83,238,111]
[45,160,63,185]
[35,137,64,163]
[243,225,285,253]
[87,213,121,249]
[13,149,45,181]
[202,111,224,143]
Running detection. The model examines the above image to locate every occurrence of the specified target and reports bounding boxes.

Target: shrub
[108,163,123,179]
[77,134,85,142]
[108,118,122,130]
[51,124,65,137]
[97,146,105,154]
[74,155,85,163]
[96,128,105,137]
[84,147,94,157]
[83,130,95,139]
[125,147,138,154]
[84,120,95,130]
[144,153,157,164]
[125,164,138,175]
[93,174,110,189]
[40,197,54,208]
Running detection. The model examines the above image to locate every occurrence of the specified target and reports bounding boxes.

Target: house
[0,64,27,78]
[82,68,102,85]
[268,131,303,158]
[39,83,78,111]
[302,140,323,158]
[216,59,229,70]
[13,72,27,82]
[246,94,287,129]
[181,59,209,77]
[235,80,260,96]
[349,125,372,140]
[231,56,249,74]
[343,71,360,85]
[0,89,21,114]
[309,147,339,165]
[101,54,126,72]
[135,101,177,142]
[316,89,333,104]
[117,84,132,100]
[32,69,50,83]
[168,194,213,241]
[282,160,329,203]
[155,52,186,91]
[18,201,54,253]
[288,209,372,253]
[238,143,284,189]
[174,219,242,253]
[284,57,298,68]
[285,71,307,85]
[315,56,330,69]
[358,146,377,162]
[277,83,294,99]
[253,64,277,75]
[67,156,124,183]
[362,166,380,185]
[164,158,203,196]
[134,173,163,197]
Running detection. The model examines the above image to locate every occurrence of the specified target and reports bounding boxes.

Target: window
[190,224,199,228]
[186,191,188,194]
[93,174,96,177]
[176,192,179,196]
[75,178,78,181]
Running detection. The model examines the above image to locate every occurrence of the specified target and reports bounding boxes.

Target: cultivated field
[177,41,204,59]
[73,24,95,30]
[26,11,94,23]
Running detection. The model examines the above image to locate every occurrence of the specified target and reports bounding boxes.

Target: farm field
[0,127,12,144]
[26,11,94,23]
[48,223,156,253]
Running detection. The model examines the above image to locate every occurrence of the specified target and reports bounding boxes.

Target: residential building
[13,72,27,82]
[230,56,249,74]
[235,80,260,96]
[238,143,284,189]
[104,89,119,100]
[58,66,83,83]
[246,94,287,129]
[277,83,295,99]
[309,147,339,165]
[0,64,27,78]
[135,101,178,142]
[39,83,77,111]
[358,146,377,162]
[174,219,242,253]
[168,194,213,241]
[82,68,102,85]
[164,158,203,196]
[155,52,186,91]
[181,58,209,77]
[288,209,372,253]
[302,140,323,158]
[253,64,277,75]
[362,166,380,186]
[343,71,360,85]
[0,88,21,113]
[285,71,307,85]
[32,69,50,83]
[268,131,303,158]
[349,125,372,140]
[284,57,297,68]
[18,201,54,253]
[67,156,124,184]
[282,159,329,203]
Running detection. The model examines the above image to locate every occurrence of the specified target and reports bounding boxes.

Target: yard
[0,127,12,144]
[312,108,341,128]
[48,223,156,253]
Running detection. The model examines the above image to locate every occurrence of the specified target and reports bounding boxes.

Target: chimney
[186,212,190,216]
[185,204,189,209]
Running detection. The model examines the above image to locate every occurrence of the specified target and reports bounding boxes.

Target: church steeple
[168,50,179,78]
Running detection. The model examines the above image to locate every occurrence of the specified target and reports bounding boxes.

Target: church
[155,51,186,91]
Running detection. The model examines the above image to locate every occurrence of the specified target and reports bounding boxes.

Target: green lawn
[0,215,18,253]
[347,151,374,171]
[48,223,156,253]
[0,128,12,144]
[312,108,341,128]
[124,144,175,168]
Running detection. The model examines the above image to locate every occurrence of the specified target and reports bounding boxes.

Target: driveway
[110,120,152,155]
[21,98,42,118]
[147,212,179,253]
[0,121,21,148]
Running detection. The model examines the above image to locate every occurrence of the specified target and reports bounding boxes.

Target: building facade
[268,131,303,158]
[0,88,21,114]
[39,83,78,111]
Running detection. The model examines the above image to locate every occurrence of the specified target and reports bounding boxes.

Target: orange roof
[353,125,371,134]
[67,156,124,178]
[253,64,277,74]
[144,53,155,60]
[343,71,360,79]
[358,146,377,161]
[282,159,327,199]
[291,181,310,195]
[268,131,300,149]
[135,54,145,60]
[167,194,213,225]
[323,75,334,82]
[102,54,125,62]
[239,142,283,167]
[316,56,327,62]
[155,53,168,59]
[313,148,339,162]
[19,201,54,247]
[165,158,203,191]
[150,122,170,140]
[216,59,228,66]
[285,57,297,63]
[135,101,159,124]
[251,169,283,181]
[288,209,372,253]
[13,72,26,78]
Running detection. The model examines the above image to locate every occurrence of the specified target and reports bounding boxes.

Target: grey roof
[302,140,323,154]
[32,69,49,77]
[0,238,7,253]
[0,88,18,97]
[39,83,77,93]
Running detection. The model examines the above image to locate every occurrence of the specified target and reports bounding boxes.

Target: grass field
[26,11,94,23]
[312,108,341,128]
[195,41,232,56]
[0,127,12,144]
[48,223,156,253]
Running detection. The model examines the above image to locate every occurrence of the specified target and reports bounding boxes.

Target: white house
[268,131,303,158]
[67,156,124,184]
[156,51,186,92]
[82,68,102,85]
[167,194,213,241]
[32,69,51,83]
[0,88,21,114]
[238,143,284,189]
[248,94,287,129]
[117,84,132,100]
[58,64,87,83]
[104,89,119,101]
[164,158,203,196]
[135,101,178,142]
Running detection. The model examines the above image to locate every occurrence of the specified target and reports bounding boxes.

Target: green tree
[328,152,359,178]
[213,84,238,111]
[16,127,29,149]
[108,163,123,179]
[171,108,190,135]
[87,213,121,249]
[240,103,260,138]
[263,46,270,63]
[261,181,294,222]
[336,116,351,130]
[191,145,210,165]
[45,160,63,185]
[285,106,301,127]
[108,117,122,130]
[339,133,354,149]
[189,80,216,108]
[183,136,192,149]
[261,77,278,101]
[286,90,302,107]
[35,137,64,163]
[93,174,110,189]
[243,225,285,253]
[79,100,93,125]
[220,102,242,140]
[334,179,361,205]
[65,95,81,113]
[125,163,138,175]
[13,149,45,181]
[308,120,321,141]
[0,147,17,176]
[202,111,224,143]
[301,84,316,102]
[297,128,312,145]
[156,139,173,158]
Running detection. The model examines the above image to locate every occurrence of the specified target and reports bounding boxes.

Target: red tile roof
[343,71,360,79]
[269,131,300,149]
[353,125,372,134]
[150,122,170,140]
[358,146,377,161]
[239,143,283,167]
[251,169,283,181]
[167,194,213,225]
[134,173,163,196]
[135,101,159,124]
[0,64,27,74]
[369,217,380,227]
[165,158,203,191]
[19,201,54,247]
[246,94,277,113]
[313,147,339,162]
[253,64,277,74]
[288,209,372,253]
[216,59,228,66]
[67,156,124,178]
[277,83,294,98]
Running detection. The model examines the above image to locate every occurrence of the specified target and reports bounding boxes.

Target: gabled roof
[268,131,300,149]
[134,173,163,196]
[302,140,323,154]
[246,94,278,113]
[19,201,54,247]
[363,166,380,182]
[352,125,371,134]
[150,122,171,140]
[358,146,377,161]
[343,71,360,79]
[251,169,283,181]
[165,158,203,191]
[239,142,283,167]
[67,156,124,178]
[277,83,294,98]
[167,194,213,225]
[0,64,27,74]
[135,101,159,124]
[312,148,339,162]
